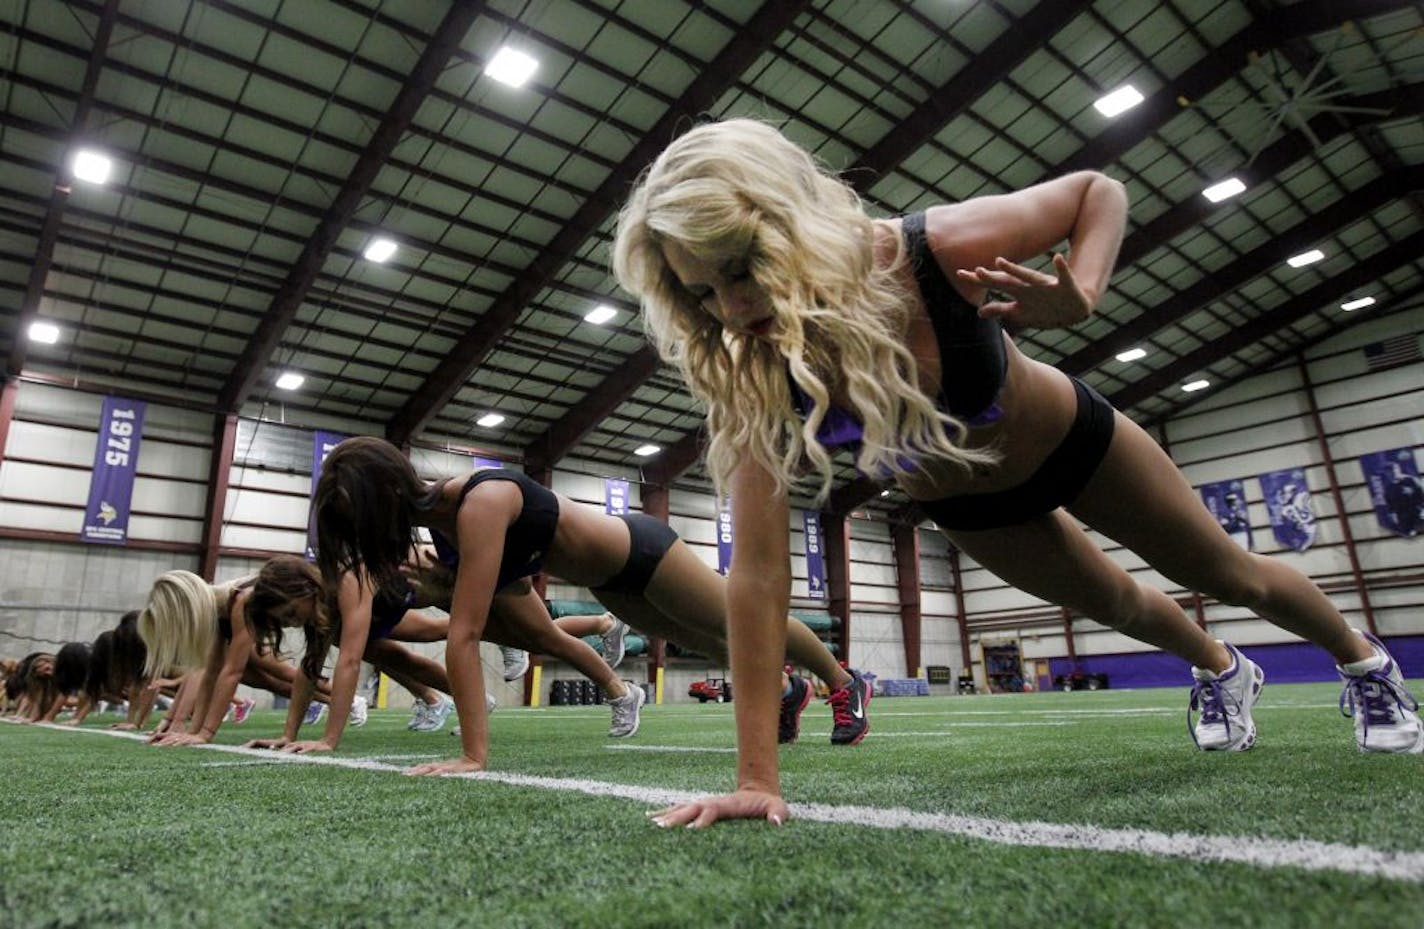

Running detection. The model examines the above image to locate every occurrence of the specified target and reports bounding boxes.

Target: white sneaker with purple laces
[1189,641,1264,751]
[1338,630,1423,754]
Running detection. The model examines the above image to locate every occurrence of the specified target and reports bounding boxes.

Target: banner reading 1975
[81,396,147,545]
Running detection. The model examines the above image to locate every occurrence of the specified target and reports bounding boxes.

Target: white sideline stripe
[25,723,1424,883]
[605,744,737,754]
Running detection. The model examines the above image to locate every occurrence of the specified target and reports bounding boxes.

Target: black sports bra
[788,210,1007,448]
[428,470,559,591]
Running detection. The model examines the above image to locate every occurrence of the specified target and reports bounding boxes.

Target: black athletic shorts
[919,376,1116,531]
[592,513,678,596]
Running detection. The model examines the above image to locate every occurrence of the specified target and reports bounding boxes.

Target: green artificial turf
[2,682,1421,928]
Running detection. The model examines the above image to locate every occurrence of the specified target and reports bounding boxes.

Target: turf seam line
[19,721,1424,883]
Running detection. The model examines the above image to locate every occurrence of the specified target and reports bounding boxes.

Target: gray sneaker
[607,682,644,738]
[407,699,430,731]
[599,613,629,670]
[415,695,455,733]
[1338,630,1423,754]
[1189,641,1264,751]
[501,646,530,681]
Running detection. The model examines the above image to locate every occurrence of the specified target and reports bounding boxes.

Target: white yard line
[605,744,738,753]
[19,722,1424,883]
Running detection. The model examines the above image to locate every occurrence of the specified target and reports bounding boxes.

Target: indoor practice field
[4,682,1421,929]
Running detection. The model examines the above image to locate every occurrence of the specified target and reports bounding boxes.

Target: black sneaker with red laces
[828,670,871,745]
[778,674,812,744]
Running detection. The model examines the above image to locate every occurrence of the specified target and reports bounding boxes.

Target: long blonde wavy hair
[613,118,996,502]
[138,569,233,675]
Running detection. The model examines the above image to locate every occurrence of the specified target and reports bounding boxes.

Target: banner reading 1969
[81,396,147,545]
[804,510,826,600]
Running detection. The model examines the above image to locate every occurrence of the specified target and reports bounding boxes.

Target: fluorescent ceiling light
[476,413,505,428]
[634,444,661,457]
[363,237,397,263]
[485,46,538,88]
[1115,347,1148,363]
[1202,177,1246,203]
[1340,296,1376,312]
[1093,84,1144,118]
[71,149,112,185]
[1181,379,1210,393]
[1287,249,1324,268]
[275,371,304,391]
[584,304,617,325]
[28,320,60,344]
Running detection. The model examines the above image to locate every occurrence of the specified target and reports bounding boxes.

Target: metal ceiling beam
[643,428,706,490]
[524,345,662,472]
[849,0,1095,192]
[4,0,119,377]
[1116,87,1418,271]
[386,0,815,446]
[215,0,483,413]
[1062,164,1423,376]
[520,1,1091,475]
[1108,229,1424,411]
[1055,0,1419,175]
[1142,284,1424,429]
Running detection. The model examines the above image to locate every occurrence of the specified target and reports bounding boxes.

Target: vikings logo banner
[1199,478,1252,551]
[81,396,147,545]
[1359,448,1424,538]
[305,431,346,560]
[1257,468,1316,552]
[604,478,629,515]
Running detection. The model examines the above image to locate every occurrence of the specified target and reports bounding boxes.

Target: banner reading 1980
[81,396,147,545]
[716,499,734,575]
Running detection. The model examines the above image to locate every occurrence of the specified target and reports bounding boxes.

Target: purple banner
[1199,478,1252,551]
[604,478,629,515]
[472,455,503,469]
[803,510,826,600]
[716,498,733,576]
[1258,468,1316,552]
[305,430,346,560]
[1360,447,1424,538]
[81,396,147,545]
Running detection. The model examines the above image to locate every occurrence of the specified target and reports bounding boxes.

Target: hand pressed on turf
[153,732,208,747]
[648,788,789,829]
[282,739,334,754]
[243,737,289,750]
[404,755,484,776]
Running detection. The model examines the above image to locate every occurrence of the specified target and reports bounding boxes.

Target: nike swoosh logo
[850,698,864,720]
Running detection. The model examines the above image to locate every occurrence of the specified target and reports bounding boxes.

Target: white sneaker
[415,695,455,733]
[501,646,530,682]
[450,694,498,737]
[607,682,644,739]
[1338,631,1423,754]
[349,695,368,728]
[406,699,429,731]
[1189,641,1264,751]
[599,613,629,670]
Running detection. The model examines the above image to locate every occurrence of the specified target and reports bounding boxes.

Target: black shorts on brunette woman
[592,514,678,596]
[919,377,1115,531]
